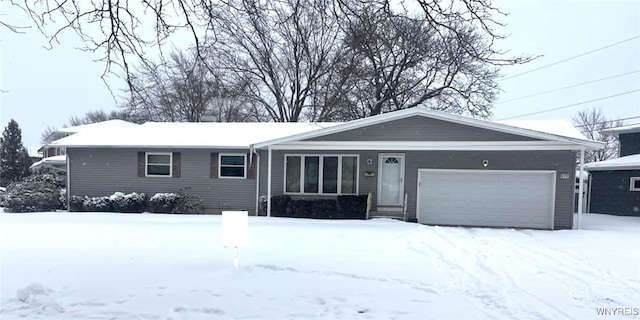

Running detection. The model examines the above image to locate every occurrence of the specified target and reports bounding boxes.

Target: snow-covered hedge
[3,181,59,213]
[109,192,146,213]
[148,193,178,213]
[69,192,145,213]
[66,188,204,214]
[83,196,111,212]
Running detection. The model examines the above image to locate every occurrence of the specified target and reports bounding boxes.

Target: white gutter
[577,148,585,230]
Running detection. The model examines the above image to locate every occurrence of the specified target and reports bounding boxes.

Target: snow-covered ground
[1,212,639,319]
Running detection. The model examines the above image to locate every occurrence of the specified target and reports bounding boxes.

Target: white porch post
[577,147,585,230]
[254,151,260,216]
[267,147,273,217]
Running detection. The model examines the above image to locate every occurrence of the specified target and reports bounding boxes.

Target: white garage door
[417,169,555,229]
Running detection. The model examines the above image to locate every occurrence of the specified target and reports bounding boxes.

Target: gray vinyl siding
[619,133,640,157]
[262,149,576,230]
[589,170,640,216]
[305,116,541,142]
[67,147,256,212]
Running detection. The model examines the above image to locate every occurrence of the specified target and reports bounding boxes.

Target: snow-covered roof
[584,154,640,171]
[58,120,140,133]
[254,108,601,149]
[44,120,141,143]
[27,147,42,158]
[49,109,603,150]
[50,122,340,149]
[496,120,588,140]
[29,155,67,172]
[601,123,640,135]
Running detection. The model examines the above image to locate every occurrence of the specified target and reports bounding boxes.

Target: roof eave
[49,144,252,149]
[253,109,604,150]
[585,165,640,171]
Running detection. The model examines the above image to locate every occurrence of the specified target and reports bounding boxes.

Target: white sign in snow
[221,211,249,268]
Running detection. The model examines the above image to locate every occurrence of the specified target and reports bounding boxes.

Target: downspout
[66,152,70,210]
[267,147,273,217]
[254,149,260,216]
[587,172,593,214]
[577,147,585,230]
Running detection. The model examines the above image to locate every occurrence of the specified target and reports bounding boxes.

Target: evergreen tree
[0,119,31,186]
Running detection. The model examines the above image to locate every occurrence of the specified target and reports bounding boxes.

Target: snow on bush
[259,195,268,214]
[149,193,178,213]
[68,192,146,213]
[3,181,59,213]
[68,195,85,212]
[82,196,111,212]
[173,187,204,214]
[109,192,146,213]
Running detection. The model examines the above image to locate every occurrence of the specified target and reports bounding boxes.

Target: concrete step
[368,211,405,221]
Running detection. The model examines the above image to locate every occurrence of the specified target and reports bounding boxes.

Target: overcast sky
[1,1,639,148]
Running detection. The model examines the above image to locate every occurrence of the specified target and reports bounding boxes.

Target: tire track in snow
[252,264,440,296]
[430,227,576,320]
[400,227,525,319]
[518,230,640,307]
[401,226,591,319]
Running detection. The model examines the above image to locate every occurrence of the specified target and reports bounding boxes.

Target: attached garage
[417,169,556,229]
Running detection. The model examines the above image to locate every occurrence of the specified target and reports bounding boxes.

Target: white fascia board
[584,164,640,171]
[51,144,252,149]
[266,141,589,151]
[252,108,603,149]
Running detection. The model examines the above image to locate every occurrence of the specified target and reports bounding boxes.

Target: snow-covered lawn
[1,212,639,319]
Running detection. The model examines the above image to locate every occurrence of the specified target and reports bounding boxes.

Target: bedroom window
[630,177,640,191]
[285,155,358,194]
[146,153,172,177]
[219,154,246,178]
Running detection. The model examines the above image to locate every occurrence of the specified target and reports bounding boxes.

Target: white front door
[377,154,405,206]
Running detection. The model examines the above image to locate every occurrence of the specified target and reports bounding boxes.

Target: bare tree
[207,0,344,122]
[126,49,254,122]
[11,0,533,121]
[573,107,623,163]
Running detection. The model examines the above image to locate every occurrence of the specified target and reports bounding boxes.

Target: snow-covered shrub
[68,195,85,212]
[149,193,178,213]
[82,196,111,212]
[58,188,66,210]
[24,169,65,188]
[172,187,204,214]
[110,192,146,213]
[3,181,59,213]
[258,195,268,215]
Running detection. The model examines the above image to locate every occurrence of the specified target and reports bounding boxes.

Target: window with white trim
[630,177,640,191]
[219,154,246,178]
[146,153,172,177]
[285,155,358,194]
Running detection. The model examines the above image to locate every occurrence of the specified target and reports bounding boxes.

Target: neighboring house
[49,108,601,230]
[34,120,140,173]
[29,155,67,173]
[27,147,43,164]
[40,120,140,158]
[585,123,640,216]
